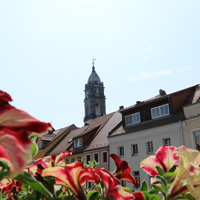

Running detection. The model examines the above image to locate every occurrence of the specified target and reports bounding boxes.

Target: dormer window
[151,104,169,119]
[125,112,140,126]
[74,138,82,148]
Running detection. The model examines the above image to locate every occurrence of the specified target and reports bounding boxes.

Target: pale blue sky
[0,0,199,129]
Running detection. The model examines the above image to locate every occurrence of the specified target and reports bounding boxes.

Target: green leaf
[155,175,168,192]
[87,190,101,200]
[169,165,177,173]
[142,191,161,200]
[15,172,53,198]
[156,166,165,176]
[141,180,148,192]
[29,133,39,140]
[152,184,166,199]
[122,187,134,192]
[32,141,38,156]
[163,172,177,178]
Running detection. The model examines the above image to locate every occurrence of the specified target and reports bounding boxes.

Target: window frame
[146,141,154,154]
[151,104,169,119]
[125,112,141,126]
[118,146,124,157]
[102,151,108,164]
[163,138,171,146]
[77,157,82,162]
[192,129,200,150]
[93,152,99,163]
[74,138,82,148]
[133,171,140,187]
[85,154,91,164]
[131,144,138,155]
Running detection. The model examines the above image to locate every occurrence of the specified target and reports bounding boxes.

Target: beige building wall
[109,122,187,188]
[184,102,200,149]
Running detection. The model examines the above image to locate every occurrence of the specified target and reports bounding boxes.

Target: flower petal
[0,128,32,178]
[0,90,12,106]
[0,106,52,134]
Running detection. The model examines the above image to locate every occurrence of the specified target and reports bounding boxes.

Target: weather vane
[92,57,96,65]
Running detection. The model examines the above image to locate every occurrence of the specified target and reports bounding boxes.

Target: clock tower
[84,62,106,125]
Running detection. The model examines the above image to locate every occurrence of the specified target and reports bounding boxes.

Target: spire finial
[92,57,96,71]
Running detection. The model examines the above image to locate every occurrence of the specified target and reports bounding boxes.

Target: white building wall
[109,122,186,189]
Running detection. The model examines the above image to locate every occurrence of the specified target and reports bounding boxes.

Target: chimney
[159,89,166,96]
[119,106,124,110]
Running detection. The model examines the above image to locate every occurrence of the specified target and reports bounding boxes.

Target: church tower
[84,61,106,125]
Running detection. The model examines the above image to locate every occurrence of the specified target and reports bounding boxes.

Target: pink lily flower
[42,161,97,200]
[140,145,178,176]
[28,150,72,175]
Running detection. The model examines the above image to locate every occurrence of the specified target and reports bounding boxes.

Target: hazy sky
[0,0,199,129]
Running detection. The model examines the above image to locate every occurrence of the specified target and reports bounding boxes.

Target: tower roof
[87,65,101,85]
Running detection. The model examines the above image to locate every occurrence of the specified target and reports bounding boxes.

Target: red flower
[0,178,22,199]
[110,154,139,187]
[94,168,144,200]
[0,90,52,178]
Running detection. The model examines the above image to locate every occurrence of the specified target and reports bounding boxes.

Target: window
[163,138,171,146]
[66,159,69,164]
[86,154,91,164]
[102,151,108,163]
[146,141,153,154]
[118,146,124,157]
[74,138,82,148]
[71,158,75,163]
[120,180,126,187]
[194,130,200,151]
[151,104,169,119]
[77,157,82,162]
[133,171,140,187]
[93,153,99,163]
[131,144,138,155]
[125,112,140,126]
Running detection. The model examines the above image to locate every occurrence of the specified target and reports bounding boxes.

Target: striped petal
[0,106,52,134]
[28,150,72,175]
[141,145,178,176]
[43,162,97,200]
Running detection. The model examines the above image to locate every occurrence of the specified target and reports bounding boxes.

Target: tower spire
[92,58,96,71]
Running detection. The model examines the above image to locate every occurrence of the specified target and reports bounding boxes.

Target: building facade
[108,84,200,188]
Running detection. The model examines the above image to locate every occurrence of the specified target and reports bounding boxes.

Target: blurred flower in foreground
[168,146,200,200]
[28,150,72,175]
[140,145,178,176]
[0,178,22,199]
[0,90,52,178]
